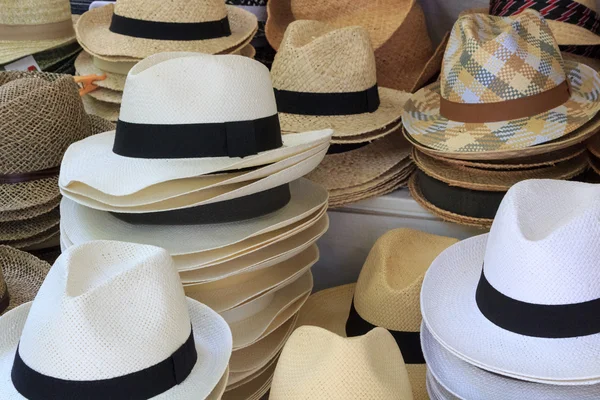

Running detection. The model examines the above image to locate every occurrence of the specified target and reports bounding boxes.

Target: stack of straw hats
[294,228,457,400]
[0,71,114,255]
[270,21,415,208]
[421,179,600,399]
[59,52,332,399]
[404,10,600,229]
[587,134,600,180]
[73,0,259,121]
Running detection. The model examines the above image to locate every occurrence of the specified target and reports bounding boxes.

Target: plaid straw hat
[403,10,600,155]
[266,0,433,91]
[295,228,458,400]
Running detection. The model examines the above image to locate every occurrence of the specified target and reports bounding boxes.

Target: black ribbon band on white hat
[346,301,425,364]
[11,328,197,399]
[476,269,600,338]
[273,85,380,116]
[109,183,291,225]
[112,114,282,159]
[0,282,9,314]
[109,14,231,40]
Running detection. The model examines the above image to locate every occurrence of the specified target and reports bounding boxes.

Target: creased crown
[484,179,600,305]
[0,0,71,25]
[114,0,227,23]
[18,240,192,381]
[441,10,566,104]
[271,21,377,94]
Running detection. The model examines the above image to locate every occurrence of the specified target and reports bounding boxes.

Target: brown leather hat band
[0,166,60,184]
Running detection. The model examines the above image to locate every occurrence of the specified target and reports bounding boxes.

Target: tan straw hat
[403,10,600,156]
[82,94,119,122]
[271,21,410,142]
[266,0,433,91]
[270,326,413,399]
[221,360,276,400]
[75,0,258,60]
[0,246,50,315]
[295,228,458,400]
[0,0,77,65]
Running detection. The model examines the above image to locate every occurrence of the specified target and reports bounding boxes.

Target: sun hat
[0,209,60,244]
[295,228,458,400]
[403,10,600,155]
[422,324,600,400]
[0,41,82,72]
[227,354,280,393]
[0,246,50,315]
[228,351,280,387]
[222,360,276,400]
[0,240,232,399]
[82,93,119,121]
[270,21,410,142]
[269,326,413,399]
[421,179,600,384]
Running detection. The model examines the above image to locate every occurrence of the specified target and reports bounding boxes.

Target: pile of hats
[270,21,415,208]
[73,0,259,121]
[421,179,600,399]
[0,70,113,260]
[404,10,600,229]
[59,52,332,399]
[587,134,600,180]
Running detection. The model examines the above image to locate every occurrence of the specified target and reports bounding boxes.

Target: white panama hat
[0,240,232,399]
[422,179,600,384]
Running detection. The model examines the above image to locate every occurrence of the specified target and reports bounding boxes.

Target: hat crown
[484,179,600,305]
[441,10,566,104]
[119,53,278,125]
[114,0,227,23]
[270,21,377,94]
[270,326,412,399]
[0,0,71,25]
[0,72,91,175]
[354,229,458,331]
[18,241,192,381]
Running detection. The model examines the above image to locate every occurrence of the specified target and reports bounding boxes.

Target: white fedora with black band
[0,240,232,399]
[422,179,600,384]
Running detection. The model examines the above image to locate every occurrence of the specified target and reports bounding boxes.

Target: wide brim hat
[81,94,119,121]
[76,4,257,59]
[0,209,60,244]
[87,86,122,104]
[222,361,276,400]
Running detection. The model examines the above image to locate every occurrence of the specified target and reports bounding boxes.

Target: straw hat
[270,326,413,399]
[0,246,50,315]
[295,228,458,400]
[82,94,119,121]
[0,41,82,72]
[403,11,600,155]
[271,21,410,142]
[75,0,257,59]
[422,179,600,384]
[266,0,433,91]
[0,240,232,399]
[0,0,77,65]
[0,209,60,243]
[222,360,276,400]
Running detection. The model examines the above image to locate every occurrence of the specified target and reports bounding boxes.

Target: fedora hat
[266,0,433,92]
[403,10,600,155]
[271,21,410,142]
[222,360,276,400]
[270,326,413,399]
[0,246,50,315]
[296,228,458,400]
[421,179,600,383]
[0,240,232,399]
[75,0,258,60]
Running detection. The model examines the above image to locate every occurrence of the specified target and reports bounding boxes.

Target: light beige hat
[296,228,458,400]
[0,0,77,65]
[0,208,60,245]
[82,94,119,122]
[75,0,258,60]
[87,86,122,104]
[270,326,413,399]
[222,360,276,400]
[271,21,410,142]
[228,350,281,388]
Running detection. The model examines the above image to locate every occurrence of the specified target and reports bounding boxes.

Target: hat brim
[87,86,122,104]
[422,235,600,383]
[0,208,59,242]
[0,298,232,399]
[222,359,276,400]
[403,61,600,155]
[75,51,126,91]
[76,4,257,59]
[4,227,60,250]
[82,95,119,121]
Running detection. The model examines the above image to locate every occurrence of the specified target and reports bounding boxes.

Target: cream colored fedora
[270,21,410,142]
[222,360,276,400]
[270,326,413,399]
[296,228,458,400]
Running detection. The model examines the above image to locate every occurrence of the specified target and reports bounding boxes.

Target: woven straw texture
[5,226,60,250]
[588,133,600,158]
[411,32,450,93]
[0,197,60,223]
[327,158,413,196]
[266,0,432,91]
[0,246,50,315]
[75,50,127,90]
[222,361,276,400]
[227,353,280,391]
[82,94,119,121]
[0,208,60,242]
[271,21,409,139]
[403,11,600,153]
[76,2,257,59]
[87,86,122,104]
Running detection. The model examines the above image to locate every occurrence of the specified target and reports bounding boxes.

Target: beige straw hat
[0,208,60,243]
[270,21,410,142]
[266,0,433,91]
[228,349,281,388]
[82,94,119,122]
[0,246,50,315]
[270,326,413,399]
[221,360,276,400]
[87,86,122,104]
[296,228,457,400]
[75,0,258,59]
[75,51,127,91]
[0,0,77,65]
